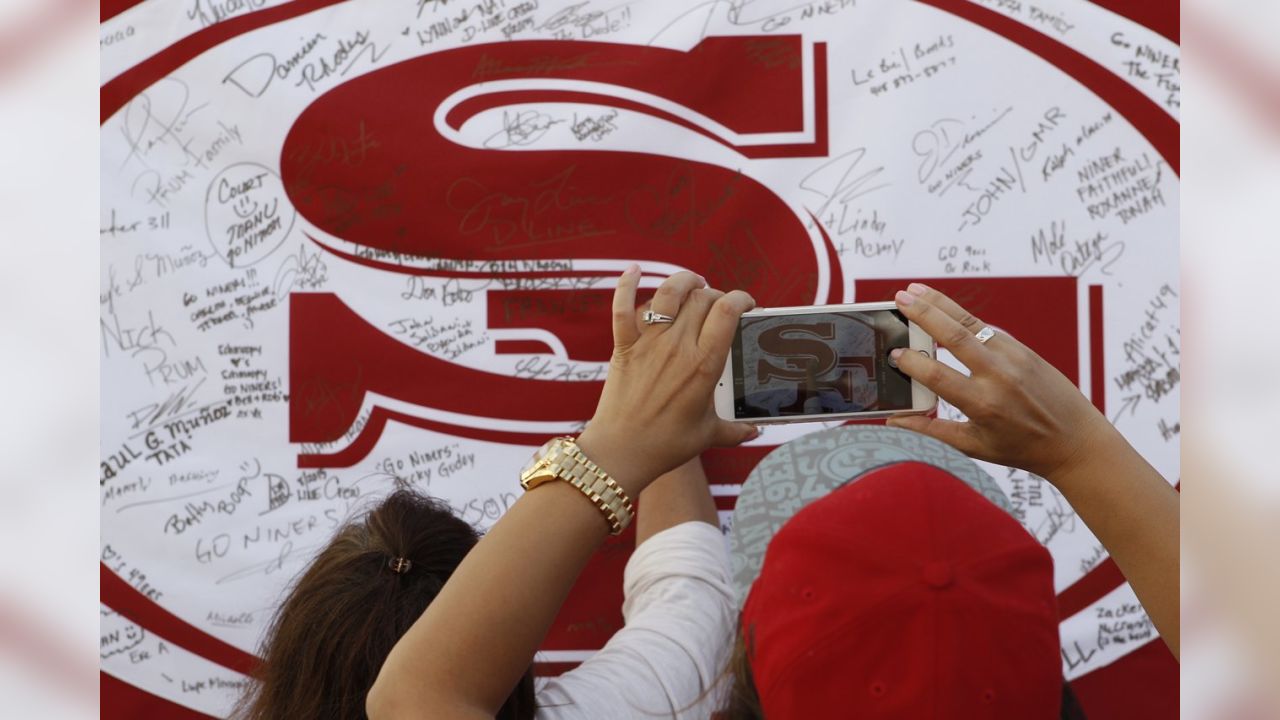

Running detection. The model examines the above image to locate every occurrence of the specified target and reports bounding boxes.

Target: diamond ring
[642,310,676,325]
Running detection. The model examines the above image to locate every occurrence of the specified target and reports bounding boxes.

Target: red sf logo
[281,36,836,466]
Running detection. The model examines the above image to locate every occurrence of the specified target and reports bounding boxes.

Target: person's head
[723,463,1069,719]
[235,489,535,720]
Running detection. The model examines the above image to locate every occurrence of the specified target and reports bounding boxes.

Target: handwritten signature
[483,109,566,149]
[119,77,210,170]
[222,30,389,98]
[186,0,268,28]
[539,1,635,38]
[119,77,244,207]
[625,163,741,243]
[648,0,856,45]
[272,242,329,297]
[570,110,619,142]
[447,165,616,250]
[912,107,1013,192]
[800,148,890,233]
[1030,220,1126,277]
[125,378,206,433]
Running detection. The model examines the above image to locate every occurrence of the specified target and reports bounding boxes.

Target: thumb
[710,420,760,448]
[887,415,980,457]
[886,414,931,434]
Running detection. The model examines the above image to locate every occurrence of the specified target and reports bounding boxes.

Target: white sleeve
[534,521,735,720]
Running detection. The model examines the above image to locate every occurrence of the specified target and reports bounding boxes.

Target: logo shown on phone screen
[732,311,912,419]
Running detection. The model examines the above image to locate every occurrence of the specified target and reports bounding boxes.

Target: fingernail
[890,348,904,361]
[697,274,707,287]
[625,263,640,276]
[895,290,915,306]
[907,282,929,296]
[749,424,762,438]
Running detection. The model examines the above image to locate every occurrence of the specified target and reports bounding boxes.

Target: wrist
[1043,419,1132,495]
[575,425,654,498]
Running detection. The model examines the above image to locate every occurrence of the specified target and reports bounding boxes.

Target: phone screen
[730,309,914,419]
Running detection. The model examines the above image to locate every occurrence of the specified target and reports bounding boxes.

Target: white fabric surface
[535,521,735,719]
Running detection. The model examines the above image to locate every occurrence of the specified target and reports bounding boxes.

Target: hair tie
[388,557,412,575]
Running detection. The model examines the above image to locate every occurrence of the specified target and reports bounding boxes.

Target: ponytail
[235,489,536,720]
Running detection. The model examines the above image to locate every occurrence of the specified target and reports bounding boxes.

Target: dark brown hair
[235,489,536,719]
[717,627,763,720]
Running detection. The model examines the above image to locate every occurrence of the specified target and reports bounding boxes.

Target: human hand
[577,267,758,496]
[885,283,1122,481]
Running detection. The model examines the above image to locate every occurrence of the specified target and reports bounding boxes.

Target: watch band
[520,437,635,535]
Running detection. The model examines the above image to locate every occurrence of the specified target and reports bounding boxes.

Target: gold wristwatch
[520,436,634,535]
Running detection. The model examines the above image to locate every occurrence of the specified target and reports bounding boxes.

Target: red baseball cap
[740,462,1061,719]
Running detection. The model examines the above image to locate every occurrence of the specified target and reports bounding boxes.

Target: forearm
[1049,429,1180,658]
[368,481,609,719]
[367,267,757,718]
[636,457,718,545]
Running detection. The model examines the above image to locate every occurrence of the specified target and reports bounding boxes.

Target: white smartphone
[713,301,937,424]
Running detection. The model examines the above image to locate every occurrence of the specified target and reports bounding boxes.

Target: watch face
[520,437,560,479]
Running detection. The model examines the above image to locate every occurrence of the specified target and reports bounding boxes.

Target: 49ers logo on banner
[284,36,835,463]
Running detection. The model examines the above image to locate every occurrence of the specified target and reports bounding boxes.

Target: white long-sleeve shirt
[535,521,735,719]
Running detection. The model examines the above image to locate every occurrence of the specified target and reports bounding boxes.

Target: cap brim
[727,425,1014,606]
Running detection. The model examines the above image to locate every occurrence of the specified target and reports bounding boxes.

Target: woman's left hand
[885,282,1118,481]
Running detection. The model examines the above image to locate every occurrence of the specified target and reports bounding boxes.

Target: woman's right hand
[885,283,1125,482]
[576,267,759,497]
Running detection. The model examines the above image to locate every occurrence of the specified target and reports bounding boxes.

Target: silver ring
[974,326,996,344]
[642,310,676,325]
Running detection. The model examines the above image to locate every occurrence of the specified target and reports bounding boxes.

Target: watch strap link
[524,438,635,535]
